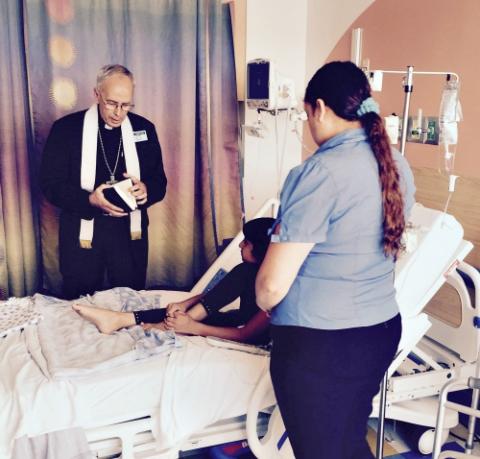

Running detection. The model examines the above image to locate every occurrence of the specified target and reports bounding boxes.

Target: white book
[113,178,137,211]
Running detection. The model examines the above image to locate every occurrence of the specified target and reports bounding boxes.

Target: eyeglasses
[98,92,135,112]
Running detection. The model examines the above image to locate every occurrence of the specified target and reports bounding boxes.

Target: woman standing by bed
[255,61,415,459]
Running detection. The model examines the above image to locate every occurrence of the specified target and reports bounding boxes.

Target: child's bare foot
[72,304,134,334]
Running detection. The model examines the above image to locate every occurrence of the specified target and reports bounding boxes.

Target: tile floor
[371,419,480,458]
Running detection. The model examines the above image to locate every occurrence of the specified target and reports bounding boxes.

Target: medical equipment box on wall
[246,59,296,111]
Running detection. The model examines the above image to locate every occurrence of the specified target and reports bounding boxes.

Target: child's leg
[185,303,208,321]
[134,309,167,324]
[125,305,205,327]
[72,304,136,334]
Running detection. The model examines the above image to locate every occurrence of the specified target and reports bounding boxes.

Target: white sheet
[12,427,91,459]
[29,289,177,378]
[0,328,170,459]
[0,331,271,459]
[153,336,271,453]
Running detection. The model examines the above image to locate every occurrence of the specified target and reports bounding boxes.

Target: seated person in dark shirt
[73,217,275,344]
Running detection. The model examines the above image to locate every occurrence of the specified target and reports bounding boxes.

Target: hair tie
[356,97,380,117]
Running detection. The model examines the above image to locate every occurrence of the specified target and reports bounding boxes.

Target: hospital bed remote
[206,336,270,356]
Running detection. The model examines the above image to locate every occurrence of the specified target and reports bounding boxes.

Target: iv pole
[371,66,460,156]
[372,65,460,459]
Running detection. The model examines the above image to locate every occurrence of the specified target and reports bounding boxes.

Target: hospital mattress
[0,323,168,456]
[0,313,270,458]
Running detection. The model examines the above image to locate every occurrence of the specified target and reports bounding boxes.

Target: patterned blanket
[23,287,179,379]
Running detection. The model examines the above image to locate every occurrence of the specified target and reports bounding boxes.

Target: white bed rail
[191,198,279,296]
[427,261,480,363]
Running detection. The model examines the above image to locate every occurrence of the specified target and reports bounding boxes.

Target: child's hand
[166,301,187,317]
[164,312,199,335]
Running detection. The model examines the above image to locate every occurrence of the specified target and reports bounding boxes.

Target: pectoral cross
[106,175,117,185]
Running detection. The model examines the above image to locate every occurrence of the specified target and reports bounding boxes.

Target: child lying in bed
[73,218,275,344]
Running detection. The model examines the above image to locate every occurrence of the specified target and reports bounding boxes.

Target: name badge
[133,130,148,142]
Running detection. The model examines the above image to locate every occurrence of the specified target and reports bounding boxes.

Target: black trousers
[270,314,401,459]
[61,216,148,300]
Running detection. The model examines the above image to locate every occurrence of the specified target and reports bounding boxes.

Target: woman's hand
[164,312,200,335]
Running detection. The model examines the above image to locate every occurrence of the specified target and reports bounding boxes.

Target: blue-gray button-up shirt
[270,128,416,330]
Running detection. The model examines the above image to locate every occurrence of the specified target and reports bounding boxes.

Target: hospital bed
[0,199,278,459]
[0,201,475,459]
[1,310,271,459]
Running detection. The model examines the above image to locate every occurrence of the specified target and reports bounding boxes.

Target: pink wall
[326,0,480,178]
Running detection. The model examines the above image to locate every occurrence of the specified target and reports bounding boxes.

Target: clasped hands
[89,172,148,217]
[142,302,198,335]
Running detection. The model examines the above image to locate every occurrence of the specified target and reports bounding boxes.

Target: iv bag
[438,80,462,174]
[439,80,462,144]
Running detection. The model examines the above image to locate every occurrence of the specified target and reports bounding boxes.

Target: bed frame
[20,199,477,459]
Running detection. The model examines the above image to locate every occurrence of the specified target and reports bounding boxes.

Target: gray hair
[96,64,134,89]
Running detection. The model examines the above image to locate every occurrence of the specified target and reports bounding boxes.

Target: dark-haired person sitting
[73,218,275,345]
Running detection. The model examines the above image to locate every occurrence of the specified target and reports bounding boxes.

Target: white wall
[241,0,374,219]
[305,0,375,80]
[243,0,308,219]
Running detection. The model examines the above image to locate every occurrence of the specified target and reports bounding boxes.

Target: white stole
[79,104,142,249]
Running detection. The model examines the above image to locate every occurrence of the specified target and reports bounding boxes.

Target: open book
[104,178,137,212]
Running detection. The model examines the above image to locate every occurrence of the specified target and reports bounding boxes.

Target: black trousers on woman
[270,314,401,459]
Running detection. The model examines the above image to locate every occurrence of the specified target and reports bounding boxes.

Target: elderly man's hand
[89,184,128,217]
[124,173,148,205]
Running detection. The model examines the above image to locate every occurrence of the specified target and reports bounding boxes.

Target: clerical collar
[99,121,120,134]
[97,106,120,132]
